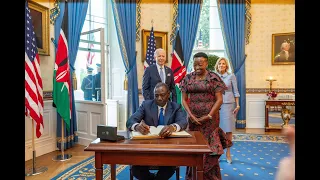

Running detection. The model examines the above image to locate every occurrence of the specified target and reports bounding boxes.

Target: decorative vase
[281,108,292,127]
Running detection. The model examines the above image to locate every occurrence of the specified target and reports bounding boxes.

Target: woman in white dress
[214,57,240,164]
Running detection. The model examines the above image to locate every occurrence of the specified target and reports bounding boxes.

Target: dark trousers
[132,165,176,180]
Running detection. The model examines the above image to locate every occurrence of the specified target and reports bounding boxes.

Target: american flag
[25,1,44,138]
[144,26,156,69]
[86,33,95,68]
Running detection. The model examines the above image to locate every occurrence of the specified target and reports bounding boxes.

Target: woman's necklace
[198,75,205,80]
[197,72,207,80]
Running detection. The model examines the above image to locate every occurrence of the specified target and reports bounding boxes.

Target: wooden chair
[129,165,180,180]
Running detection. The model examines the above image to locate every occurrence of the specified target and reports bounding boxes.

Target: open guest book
[130,125,192,139]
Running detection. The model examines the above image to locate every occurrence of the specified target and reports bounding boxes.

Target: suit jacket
[126,100,187,131]
[81,75,94,100]
[218,73,240,104]
[142,64,177,102]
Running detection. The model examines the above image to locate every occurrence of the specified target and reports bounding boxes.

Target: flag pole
[52,118,72,161]
[25,116,48,176]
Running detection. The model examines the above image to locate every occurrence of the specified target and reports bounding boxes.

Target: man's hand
[136,120,150,135]
[275,126,295,180]
[159,125,174,138]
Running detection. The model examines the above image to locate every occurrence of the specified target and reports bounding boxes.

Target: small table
[265,99,295,132]
[84,131,211,180]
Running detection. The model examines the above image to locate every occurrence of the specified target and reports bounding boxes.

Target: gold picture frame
[141,29,168,63]
[28,1,50,56]
[272,32,295,65]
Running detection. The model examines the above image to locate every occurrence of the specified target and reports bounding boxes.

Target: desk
[84,131,211,180]
[265,99,295,132]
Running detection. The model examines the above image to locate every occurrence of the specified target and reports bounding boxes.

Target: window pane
[208,51,225,58]
[74,0,107,102]
[209,29,225,50]
[82,18,90,32]
[75,31,102,102]
[79,31,101,50]
[210,0,217,6]
[90,0,104,19]
[209,7,221,29]
[74,50,102,101]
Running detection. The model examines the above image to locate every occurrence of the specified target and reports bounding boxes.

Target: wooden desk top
[265,99,295,106]
[84,131,211,155]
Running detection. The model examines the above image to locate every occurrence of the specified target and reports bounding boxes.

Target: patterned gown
[180,71,233,180]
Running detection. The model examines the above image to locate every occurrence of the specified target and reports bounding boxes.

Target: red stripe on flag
[25,1,44,138]
[25,54,44,138]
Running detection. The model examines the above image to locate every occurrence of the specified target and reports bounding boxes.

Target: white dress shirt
[156,63,166,83]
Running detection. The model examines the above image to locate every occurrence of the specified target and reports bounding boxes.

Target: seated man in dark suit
[142,48,177,102]
[126,82,187,180]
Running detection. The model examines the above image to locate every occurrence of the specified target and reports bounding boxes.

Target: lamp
[266,76,276,92]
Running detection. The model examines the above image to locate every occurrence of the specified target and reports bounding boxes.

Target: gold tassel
[72,72,77,90]
[123,74,128,90]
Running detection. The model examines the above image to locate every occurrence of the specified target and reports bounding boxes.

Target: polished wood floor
[25,144,94,180]
[25,128,282,180]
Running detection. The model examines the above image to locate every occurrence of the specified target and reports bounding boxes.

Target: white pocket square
[167,73,171,76]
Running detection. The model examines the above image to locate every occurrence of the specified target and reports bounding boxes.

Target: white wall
[25,100,57,161]
[245,93,295,129]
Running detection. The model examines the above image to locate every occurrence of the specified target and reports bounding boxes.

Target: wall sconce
[266,76,276,92]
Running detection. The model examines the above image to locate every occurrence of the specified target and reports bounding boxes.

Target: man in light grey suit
[126,82,187,180]
[142,48,177,102]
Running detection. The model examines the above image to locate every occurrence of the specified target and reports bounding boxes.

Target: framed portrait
[141,29,168,63]
[272,32,295,65]
[28,1,50,56]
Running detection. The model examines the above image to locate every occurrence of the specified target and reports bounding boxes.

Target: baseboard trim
[25,142,56,161]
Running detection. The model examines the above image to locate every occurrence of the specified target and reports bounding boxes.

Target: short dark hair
[154,82,169,92]
[193,52,208,61]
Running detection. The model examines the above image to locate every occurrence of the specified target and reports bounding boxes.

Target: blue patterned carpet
[52,135,289,180]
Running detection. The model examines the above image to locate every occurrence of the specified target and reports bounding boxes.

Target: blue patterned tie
[160,67,165,83]
[159,107,164,125]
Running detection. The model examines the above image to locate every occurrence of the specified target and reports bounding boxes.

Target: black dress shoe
[147,172,156,180]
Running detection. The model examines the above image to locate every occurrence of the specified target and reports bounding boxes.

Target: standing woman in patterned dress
[180,52,232,180]
[214,57,240,164]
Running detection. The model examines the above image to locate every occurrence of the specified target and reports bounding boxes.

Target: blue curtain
[54,0,89,150]
[111,0,139,116]
[218,0,246,128]
[53,3,65,47]
[175,0,202,67]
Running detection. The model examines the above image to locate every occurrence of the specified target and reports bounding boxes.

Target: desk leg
[265,105,269,132]
[95,152,103,180]
[196,155,204,180]
[192,166,196,179]
[111,164,116,180]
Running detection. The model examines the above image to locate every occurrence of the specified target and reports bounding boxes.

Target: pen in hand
[138,120,150,135]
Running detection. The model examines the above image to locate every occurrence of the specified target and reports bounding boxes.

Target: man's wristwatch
[171,124,177,132]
